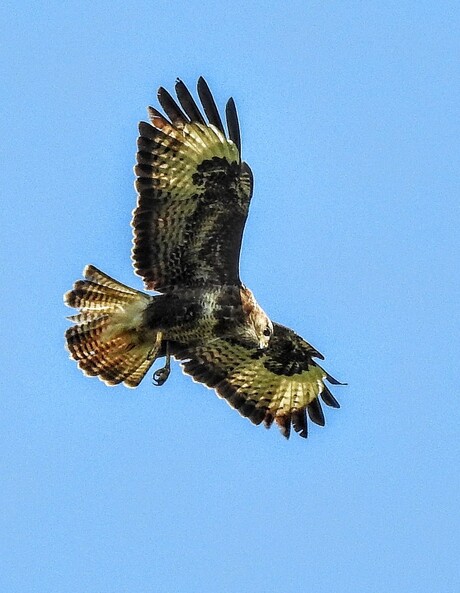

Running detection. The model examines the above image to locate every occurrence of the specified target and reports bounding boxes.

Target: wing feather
[157,86,189,124]
[307,397,325,426]
[225,98,241,156]
[132,78,253,292]
[174,323,343,439]
[320,384,341,409]
[175,79,206,124]
[197,76,225,134]
[291,410,308,438]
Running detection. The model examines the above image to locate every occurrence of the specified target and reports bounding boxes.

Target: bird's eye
[263,327,271,337]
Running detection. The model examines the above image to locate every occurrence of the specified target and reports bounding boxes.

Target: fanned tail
[64,265,155,387]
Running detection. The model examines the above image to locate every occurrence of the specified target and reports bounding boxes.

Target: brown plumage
[64,78,344,439]
[175,324,341,439]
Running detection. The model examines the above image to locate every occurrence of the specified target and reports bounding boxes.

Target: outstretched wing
[173,323,343,439]
[132,77,253,293]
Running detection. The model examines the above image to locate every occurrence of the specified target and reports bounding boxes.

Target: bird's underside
[64,77,344,439]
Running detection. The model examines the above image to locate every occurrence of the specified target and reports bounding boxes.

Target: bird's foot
[152,342,171,387]
[152,365,170,387]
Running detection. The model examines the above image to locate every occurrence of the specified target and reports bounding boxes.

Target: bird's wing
[132,77,253,293]
[173,323,343,439]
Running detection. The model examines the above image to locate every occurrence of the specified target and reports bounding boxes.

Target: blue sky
[1,2,459,592]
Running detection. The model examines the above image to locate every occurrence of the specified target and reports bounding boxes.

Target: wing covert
[132,78,253,293]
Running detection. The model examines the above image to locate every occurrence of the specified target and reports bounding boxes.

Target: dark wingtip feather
[310,348,325,360]
[197,77,224,134]
[146,105,167,125]
[157,86,188,124]
[175,79,205,124]
[291,410,308,438]
[326,373,346,386]
[320,385,341,409]
[138,120,156,139]
[307,398,325,426]
[225,98,241,156]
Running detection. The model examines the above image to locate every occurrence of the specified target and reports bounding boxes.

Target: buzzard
[64,77,343,439]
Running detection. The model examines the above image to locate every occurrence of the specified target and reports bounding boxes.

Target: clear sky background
[1,2,459,592]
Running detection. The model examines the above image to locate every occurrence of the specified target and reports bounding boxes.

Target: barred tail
[64,265,155,387]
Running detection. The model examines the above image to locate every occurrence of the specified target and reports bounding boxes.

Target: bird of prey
[64,77,343,439]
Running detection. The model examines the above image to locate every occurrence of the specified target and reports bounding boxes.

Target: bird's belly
[143,288,241,345]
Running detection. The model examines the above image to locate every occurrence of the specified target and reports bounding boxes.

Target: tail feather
[64,266,156,387]
[83,265,141,293]
[65,281,126,311]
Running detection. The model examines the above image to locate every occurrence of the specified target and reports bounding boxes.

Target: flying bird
[64,77,343,439]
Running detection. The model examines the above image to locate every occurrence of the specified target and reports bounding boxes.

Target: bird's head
[240,286,273,349]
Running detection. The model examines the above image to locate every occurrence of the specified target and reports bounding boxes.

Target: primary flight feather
[64,77,343,439]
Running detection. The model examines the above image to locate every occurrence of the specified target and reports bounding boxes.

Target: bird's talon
[152,366,170,386]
